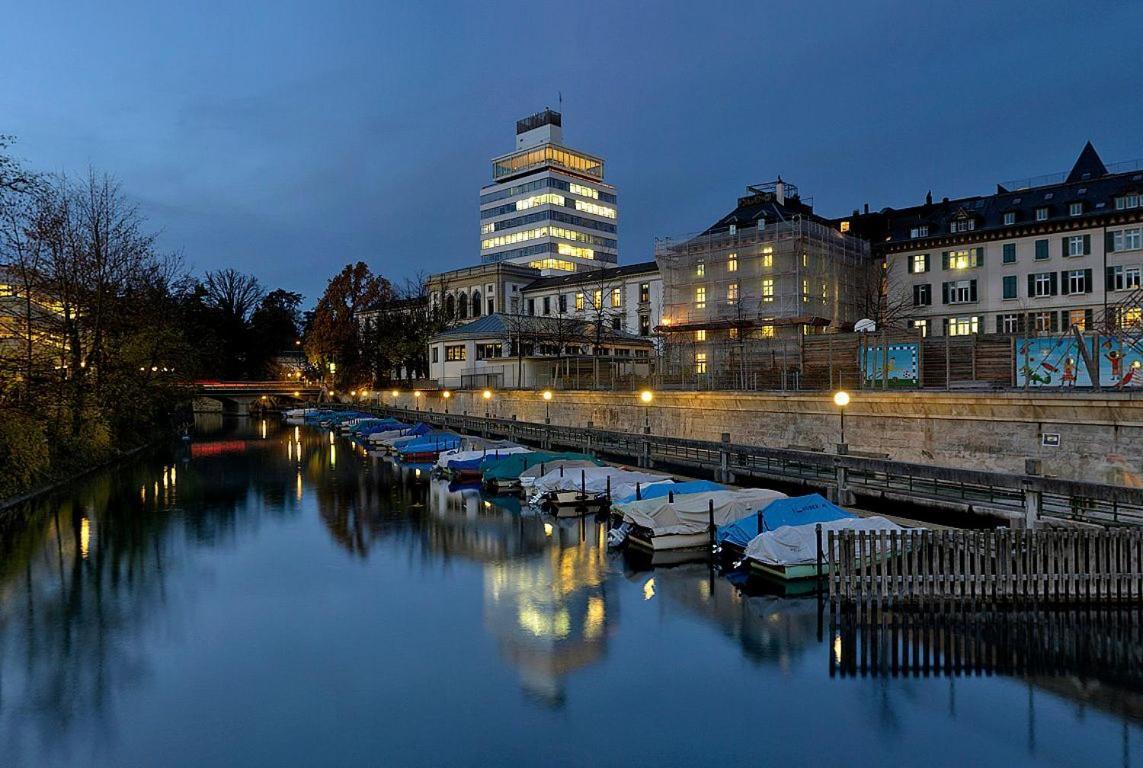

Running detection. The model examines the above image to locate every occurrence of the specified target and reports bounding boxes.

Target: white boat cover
[743,516,905,567]
[517,459,603,487]
[616,488,787,537]
[434,445,531,469]
[532,467,671,500]
[368,427,412,445]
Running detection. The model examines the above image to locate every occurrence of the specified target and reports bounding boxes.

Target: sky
[3,1,1142,304]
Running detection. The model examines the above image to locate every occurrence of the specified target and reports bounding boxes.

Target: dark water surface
[1,417,1140,767]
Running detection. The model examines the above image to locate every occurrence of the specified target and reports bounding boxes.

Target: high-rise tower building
[479,109,618,273]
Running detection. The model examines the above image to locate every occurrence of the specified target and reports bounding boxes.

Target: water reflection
[0,417,1139,767]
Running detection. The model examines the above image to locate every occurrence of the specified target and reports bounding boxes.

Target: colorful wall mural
[1016,335,1143,388]
[861,342,919,387]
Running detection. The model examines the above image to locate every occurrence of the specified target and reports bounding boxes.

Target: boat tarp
[517,458,607,484]
[616,488,787,537]
[716,494,854,548]
[614,479,723,505]
[532,467,671,499]
[743,516,905,567]
[482,452,603,483]
[437,445,531,470]
[391,430,452,450]
[370,422,430,444]
[399,435,462,455]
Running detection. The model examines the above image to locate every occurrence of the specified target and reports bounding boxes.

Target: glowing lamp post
[542,389,553,424]
[639,389,654,434]
[482,389,493,418]
[833,391,850,454]
[442,390,451,415]
[413,390,422,412]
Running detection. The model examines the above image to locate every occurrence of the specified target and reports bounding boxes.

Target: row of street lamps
[368,387,854,450]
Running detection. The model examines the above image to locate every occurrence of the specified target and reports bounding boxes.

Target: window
[593,289,602,308]
[639,315,650,336]
[728,328,739,340]
[445,345,466,362]
[1115,194,1140,210]
[951,218,975,233]
[1003,275,1018,299]
[909,253,930,274]
[1003,243,1016,263]
[727,283,739,304]
[542,296,551,315]
[840,221,850,233]
[946,316,979,336]
[1032,272,1055,297]
[611,317,621,330]
[1036,207,1049,221]
[729,223,737,236]
[760,246,773,268]
[909,318,929,337]
[944,249,982,270]
[1069,202,1083,216]
[1120,306,1143,328]
[1000,314,1021,334]
[945,279,976,304]
[558,293,567,313]
[488,297,495,314]
[802,279,809,299]
[611,288,622,307]
[1110,265,1141,291]
[527,298,535,315]
[694,353,707,374]
[1003,212,1016,226]
[802,253,809,268]
[727,253,738,272]
[1066,235,1090,257]
[1067,309,1088,331]
[639,282,650,303]
[575,292,585,311]
[1035,239,1049,260]
[913,284,931,306]
[910,225,929,239]
[1066,269,1088,294]
[1033,312,1055,333]
[762,279,774,302]
[431,346,438,363]
[695,286,706,309]
[695,330,706,341]
[696,262,705,277]
[1112,228,1142,252]
[476,343,502,360]
[758,325,775,338]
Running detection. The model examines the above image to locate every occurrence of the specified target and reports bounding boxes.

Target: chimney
[925,190,933,206]
[863,203,869,214]
[774,176,785,205]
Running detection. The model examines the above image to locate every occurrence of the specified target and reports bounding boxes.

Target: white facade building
[519,261,663,343]
[480,110,618,274]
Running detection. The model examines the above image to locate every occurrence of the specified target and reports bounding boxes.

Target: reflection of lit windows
[762,279,774,302]
[840,220,850,233]
[695,287,706,309]
[694,353,707,374]
[515,193,564,211]
[727,253,738,272]
[946,316,979,336]
[569,182,598,199]
[695,330,706,341]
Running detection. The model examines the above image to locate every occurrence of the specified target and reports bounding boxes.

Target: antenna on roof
[558,90,562,109]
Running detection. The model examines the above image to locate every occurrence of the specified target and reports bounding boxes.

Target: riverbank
[0,443,155,517]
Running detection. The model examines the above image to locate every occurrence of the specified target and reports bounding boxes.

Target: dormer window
[1035,207,1049,222]
[1069,202,1083,216]
[1115,194,1140,210]
[951,219,975,233]
[728,223,737,236]
[1003,211,1016,226]
[910,225,929,239]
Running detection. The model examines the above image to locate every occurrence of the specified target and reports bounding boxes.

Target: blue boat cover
[613,479,724,505]
[399,435,462,455]
[715,493,854,548]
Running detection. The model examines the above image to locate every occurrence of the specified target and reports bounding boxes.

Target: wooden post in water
[635,482,641,501]
[816,523,824,595]
[708,499,716,551]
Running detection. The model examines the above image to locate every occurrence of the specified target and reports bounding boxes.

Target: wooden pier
[826,528,1143,605]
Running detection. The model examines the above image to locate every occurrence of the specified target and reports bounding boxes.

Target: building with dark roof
[518,260,661,344]
[842,143,1143,337]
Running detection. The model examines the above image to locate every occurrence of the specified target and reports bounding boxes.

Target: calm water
[1,417,1140,767]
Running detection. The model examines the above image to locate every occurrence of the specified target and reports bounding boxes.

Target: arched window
[458,292,469,320]
[444,293,455,320]
[470,290,482,317]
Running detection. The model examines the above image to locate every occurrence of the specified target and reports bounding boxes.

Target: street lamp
[542,389,553,424]
[413,390,422,412]
[482,388,493,418]
[833,390,850,453]
[442,389,451,414]
[639,389,653,434]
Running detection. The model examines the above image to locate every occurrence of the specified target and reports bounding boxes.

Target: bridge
[194,380,323,413]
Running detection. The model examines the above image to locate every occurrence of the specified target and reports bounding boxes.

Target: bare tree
[578,271,626,388]
[203,268,265,324]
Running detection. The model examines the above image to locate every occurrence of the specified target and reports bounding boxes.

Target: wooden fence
[827,528,1143,604]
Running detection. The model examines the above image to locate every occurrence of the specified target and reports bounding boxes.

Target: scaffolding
[654,211,873,389]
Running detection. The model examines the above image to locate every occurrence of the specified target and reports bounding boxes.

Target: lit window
[526,258,575,271]
[727,253,738,272]
[911,253,929,273]
[611,288,622,307]
[802,253,808,267]
[574,200,616,218]
[840,220,850,233]
[911,319,929,337]
[728,328,738,340]
[946,249,979,270]
[482,225,606,250]
[758,325,775,338]
[575,292,585,311]
[569,182,598,200]
[762,279,774,302]
[947,316,978,336]
[760,247,773,268]
[727,283,739,305]
[1121,306,1142,327]
[695,330,706,341]
[695,287,706,309]
[480,222,494,234]
[558,243,594,260]
[594,289,602,307]
[515,193,565,211]
[639,282,650,303]
[445,345,466,361]
[801,279,809,299]
[696,262,705,277]
[1068,309,1087,330]
[694,353,707,374]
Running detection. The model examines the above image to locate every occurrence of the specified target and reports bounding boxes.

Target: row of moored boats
[284,407,916,586]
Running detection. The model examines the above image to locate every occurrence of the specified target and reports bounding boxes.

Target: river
[0,416,1139,767]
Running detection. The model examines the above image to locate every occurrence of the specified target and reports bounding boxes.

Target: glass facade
[480,176,616,205]
[485,209,617,235]
[492,145,604,180]
[481,242,618,265]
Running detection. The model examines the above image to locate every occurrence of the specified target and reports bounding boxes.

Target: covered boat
[742,515,906,582]
[482,452,604,490]
[368,422,431,447]
[436,443,531,472]
[396,433,462,461]
[715,494,854,554]
[613,488,787,556]
[529,467,671,512]
[612,479,724,505]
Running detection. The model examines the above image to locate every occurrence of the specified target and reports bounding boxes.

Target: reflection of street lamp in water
[833,391,850,454]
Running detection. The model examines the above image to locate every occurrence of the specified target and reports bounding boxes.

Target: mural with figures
[860,343,919,387]
[1016,335,1143,388]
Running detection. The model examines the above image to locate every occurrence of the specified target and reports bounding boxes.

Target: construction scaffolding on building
[654,186,874,390]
